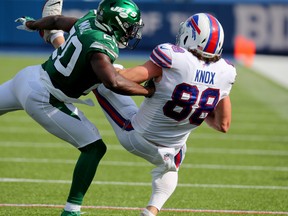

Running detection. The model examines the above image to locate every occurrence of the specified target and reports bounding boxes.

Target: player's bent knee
[79,139,107,157]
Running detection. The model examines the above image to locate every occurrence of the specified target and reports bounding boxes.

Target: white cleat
[140,209,156,216]
[42,0,63,17]
[41,0,64,43]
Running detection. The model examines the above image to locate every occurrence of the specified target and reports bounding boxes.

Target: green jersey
[42,10,119,98]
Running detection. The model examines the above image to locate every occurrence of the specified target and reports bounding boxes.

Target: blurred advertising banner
[1,1,288,55]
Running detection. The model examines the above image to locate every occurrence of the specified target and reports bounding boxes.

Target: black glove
[144,79,155,98]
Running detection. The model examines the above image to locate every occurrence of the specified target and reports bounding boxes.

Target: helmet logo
[110,6,137,18]
[119,12,128,18]
[190,17,201,34]
[187,16,201,40]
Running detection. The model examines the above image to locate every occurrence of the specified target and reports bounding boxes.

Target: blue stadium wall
[1,0,288,55]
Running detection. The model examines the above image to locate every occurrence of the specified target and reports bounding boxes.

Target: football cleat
[140,208,155,216]
[41,0,64,43]
[42,0,63,17]
[60,210,81,216]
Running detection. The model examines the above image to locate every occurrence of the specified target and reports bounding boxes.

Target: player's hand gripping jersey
[132,43,237,148]
[41,10,119,99]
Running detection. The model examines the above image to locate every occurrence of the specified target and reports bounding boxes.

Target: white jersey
[132,43,237,148]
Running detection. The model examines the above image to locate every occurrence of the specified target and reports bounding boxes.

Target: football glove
[15,16,36,32]
[144,79,155,98]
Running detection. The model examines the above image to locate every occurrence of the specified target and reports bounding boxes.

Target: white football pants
[0,65,101,148]
[95,84,186,211]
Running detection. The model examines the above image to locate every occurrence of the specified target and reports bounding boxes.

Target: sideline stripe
[1,141,288,156]
[2,115,288,133]
[1,178,288,190]
[1,128,288,142]
[0,203,287,215]
[1,157,288,172]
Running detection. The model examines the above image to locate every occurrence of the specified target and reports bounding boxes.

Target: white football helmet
[176,13,224,58]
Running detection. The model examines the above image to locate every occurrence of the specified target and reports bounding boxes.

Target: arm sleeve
[221,64,237,98]
[149,43,173,68]
[85,32,119,63]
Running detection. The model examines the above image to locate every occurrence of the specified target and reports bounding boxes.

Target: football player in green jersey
[3,0,151,216]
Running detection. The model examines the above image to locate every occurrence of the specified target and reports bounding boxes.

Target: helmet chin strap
[95,20,130,49]
[115,16,127,33]
[117,42,126,49]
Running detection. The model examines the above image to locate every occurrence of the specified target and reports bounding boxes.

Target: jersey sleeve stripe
[155,46,172,65]
[90,41,118,59]
[150,46,172,68]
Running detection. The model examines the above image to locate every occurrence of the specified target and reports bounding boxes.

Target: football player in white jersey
[29,7,236,216]
[93,13,237,216]
[1,0,152,216]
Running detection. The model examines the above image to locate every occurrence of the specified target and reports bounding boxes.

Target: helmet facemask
[176,22,187,47]
[114,17,144,49]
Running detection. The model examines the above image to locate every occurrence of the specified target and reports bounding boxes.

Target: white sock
[64,202,81,212]
[148,171,178,210]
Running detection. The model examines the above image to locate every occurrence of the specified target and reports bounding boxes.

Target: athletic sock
[148,171,178,210]
[66,139,107,205]
[64,202,81,212]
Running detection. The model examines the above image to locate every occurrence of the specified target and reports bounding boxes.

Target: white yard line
[0,127,287,141]
[0,178,288,190]
[1,157,288,171]
[0,203,287,215]
[1,141,288,156]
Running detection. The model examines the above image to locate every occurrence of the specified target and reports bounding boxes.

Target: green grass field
[0,55,287,216]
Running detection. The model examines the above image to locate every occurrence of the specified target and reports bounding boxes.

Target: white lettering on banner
[63,10,164,37]
[168,12,191,35]
[142,12,190,37]
[234,5,288,51]
[141,12,163,36]
[270,6,288,50]
[62,9,87,18]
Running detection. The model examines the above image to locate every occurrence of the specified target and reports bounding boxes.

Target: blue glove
[15,16,36,32]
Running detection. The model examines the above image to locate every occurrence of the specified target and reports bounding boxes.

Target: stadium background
[0,0,288,56]
[0,1,288,215]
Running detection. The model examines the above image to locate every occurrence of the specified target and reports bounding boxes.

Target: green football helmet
[96,0,144,49]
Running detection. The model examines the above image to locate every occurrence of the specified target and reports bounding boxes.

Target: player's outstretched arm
[25,15,77,33]
[205,96,232,133]
[90,53,155,97]
[118,60,162,84]
[16,15,76,49]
